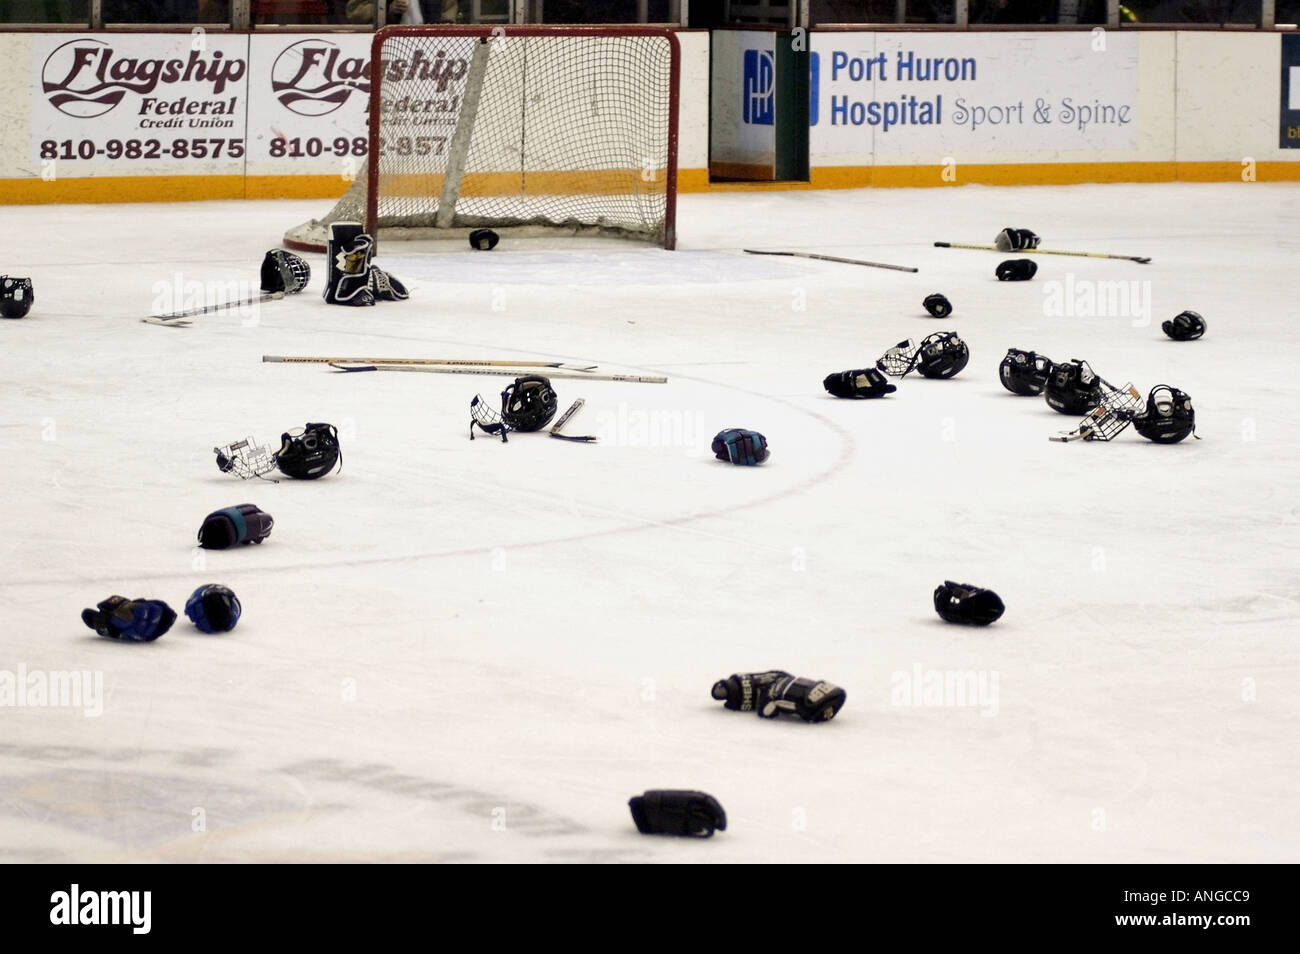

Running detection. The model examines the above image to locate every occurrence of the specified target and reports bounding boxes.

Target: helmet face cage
[470,394,509,442]
[499,376,558,432]
[214,437,278,480]
[876,339,919,377]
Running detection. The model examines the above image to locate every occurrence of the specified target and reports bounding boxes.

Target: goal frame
[327,24,680,251]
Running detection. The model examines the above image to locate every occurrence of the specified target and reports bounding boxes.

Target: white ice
[1,182,1297,862]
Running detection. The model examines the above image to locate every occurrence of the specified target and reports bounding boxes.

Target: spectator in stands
[347,0,460,24]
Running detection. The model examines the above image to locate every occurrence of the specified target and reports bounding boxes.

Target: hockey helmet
[0,276,34,319]
[1131,385,1197,444]
[276,422,341,479]
[1044,359,1103,415]
[999,348,1053,396]
[914,331,969,379]
[260,249,311,295]
[500,376,558,432]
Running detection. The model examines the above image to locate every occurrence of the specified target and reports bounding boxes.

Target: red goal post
[284,25,680,252]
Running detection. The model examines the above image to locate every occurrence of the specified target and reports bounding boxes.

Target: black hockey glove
[711,428,769,465]
[933,580,1005,625]
[628,790,726,837]
[995,227,1041,251]
[712,670,847,722]
[711,670,788,713]
[469,228,500,251]
[757,673,847,722]
[81,596,176,642]
[198,504,274,549]
[1162,310,1206,341]
[325,222,376,306]
[996,258,1038,281]
[923,292,952,318]
[823,367,896,399]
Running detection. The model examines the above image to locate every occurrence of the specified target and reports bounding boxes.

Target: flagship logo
[742,49,774,125]
[379,48,471,92]
[50,884,151,934]
[272,40,370,116]
[42,38,245,117]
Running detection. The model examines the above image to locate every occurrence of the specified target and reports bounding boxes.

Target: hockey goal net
[283,25,680,252]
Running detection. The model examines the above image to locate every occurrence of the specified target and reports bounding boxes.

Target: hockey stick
[933,242,1152,265]
[550,398,598,443]
[743,249,919,273]
[143,291,287,326]
[263,355,598,372]
[329,362,667,384]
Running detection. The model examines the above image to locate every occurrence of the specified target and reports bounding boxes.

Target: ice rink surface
[1,182,1297,863]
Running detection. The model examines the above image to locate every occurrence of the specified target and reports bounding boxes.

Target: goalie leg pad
[325,222,376,306]
[368,266,409,302]
[629,790,726,837]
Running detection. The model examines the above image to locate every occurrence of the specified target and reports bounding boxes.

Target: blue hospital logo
[743,49,774,125]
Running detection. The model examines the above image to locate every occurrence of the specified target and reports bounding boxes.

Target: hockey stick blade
[550,398,598,442]
[329,363,666,384]
[744,249,919,273]
[263,355,597,371]
[143,290,288,326]
[550,398,585,434]
[934,242,1151,265]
